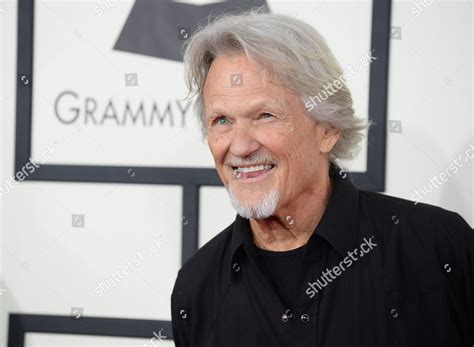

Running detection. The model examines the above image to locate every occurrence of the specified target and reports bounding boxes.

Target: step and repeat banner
[11,0,390,345]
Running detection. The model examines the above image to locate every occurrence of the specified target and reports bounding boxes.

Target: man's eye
[215,116,230,125]
[261,113,274,119]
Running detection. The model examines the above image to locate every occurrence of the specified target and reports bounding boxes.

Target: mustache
[225,154,276,167]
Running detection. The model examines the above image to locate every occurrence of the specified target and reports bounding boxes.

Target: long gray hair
[183,7,371,163]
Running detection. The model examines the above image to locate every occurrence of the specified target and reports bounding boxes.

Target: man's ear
[320,124,340,154]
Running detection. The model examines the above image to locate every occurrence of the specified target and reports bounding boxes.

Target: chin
[227,185,279,220]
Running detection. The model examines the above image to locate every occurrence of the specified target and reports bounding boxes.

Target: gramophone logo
[114,0,268,61]
[54,0,269,128]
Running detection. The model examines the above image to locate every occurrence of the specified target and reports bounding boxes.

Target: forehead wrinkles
[204,58,270,99]
[205,79,292,119]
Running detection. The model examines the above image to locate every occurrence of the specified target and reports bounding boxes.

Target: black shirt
[171,165,474,347]
[256,244,306,310]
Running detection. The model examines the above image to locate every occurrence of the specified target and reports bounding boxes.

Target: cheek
[290,123,321,154]
[259,134,286,159]
[277,137,313,171]
[264,123,295,145]
[208,134,229,163]
[256,129,297,164]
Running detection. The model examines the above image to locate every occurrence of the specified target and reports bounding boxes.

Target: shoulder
[356,190,473,342]
[181,220,234,278]
[171,220,235,341]
[358,188,472,237]
[171,220,234,300]
[358,188,472,273]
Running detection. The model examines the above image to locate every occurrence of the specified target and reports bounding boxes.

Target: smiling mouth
[231,164,276,180]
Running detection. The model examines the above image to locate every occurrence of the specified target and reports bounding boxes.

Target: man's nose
[229,122,260,158]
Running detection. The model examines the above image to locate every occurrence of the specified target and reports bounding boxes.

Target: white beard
[226,183,279,219]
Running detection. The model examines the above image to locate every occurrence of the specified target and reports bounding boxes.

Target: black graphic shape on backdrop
[8,314,173,346]
[114,0,268,61]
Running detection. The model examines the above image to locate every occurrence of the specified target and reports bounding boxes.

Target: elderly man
[171,9,473,347]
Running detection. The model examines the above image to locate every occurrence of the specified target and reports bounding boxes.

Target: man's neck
[249,173,334,252]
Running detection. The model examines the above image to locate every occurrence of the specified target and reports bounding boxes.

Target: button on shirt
[171,164,474,347]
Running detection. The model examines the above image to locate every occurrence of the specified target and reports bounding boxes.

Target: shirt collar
[227,162,360,278]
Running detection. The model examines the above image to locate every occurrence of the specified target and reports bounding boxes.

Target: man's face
[203,54,339,219]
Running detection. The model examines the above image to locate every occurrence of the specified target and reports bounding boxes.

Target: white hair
[183,6,371,163]
[228,184,279,219]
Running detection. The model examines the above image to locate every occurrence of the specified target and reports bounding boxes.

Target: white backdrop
[28,0,370,170]
[0,0,472,346]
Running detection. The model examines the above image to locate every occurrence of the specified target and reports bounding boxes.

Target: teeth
[234,164,274,174]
